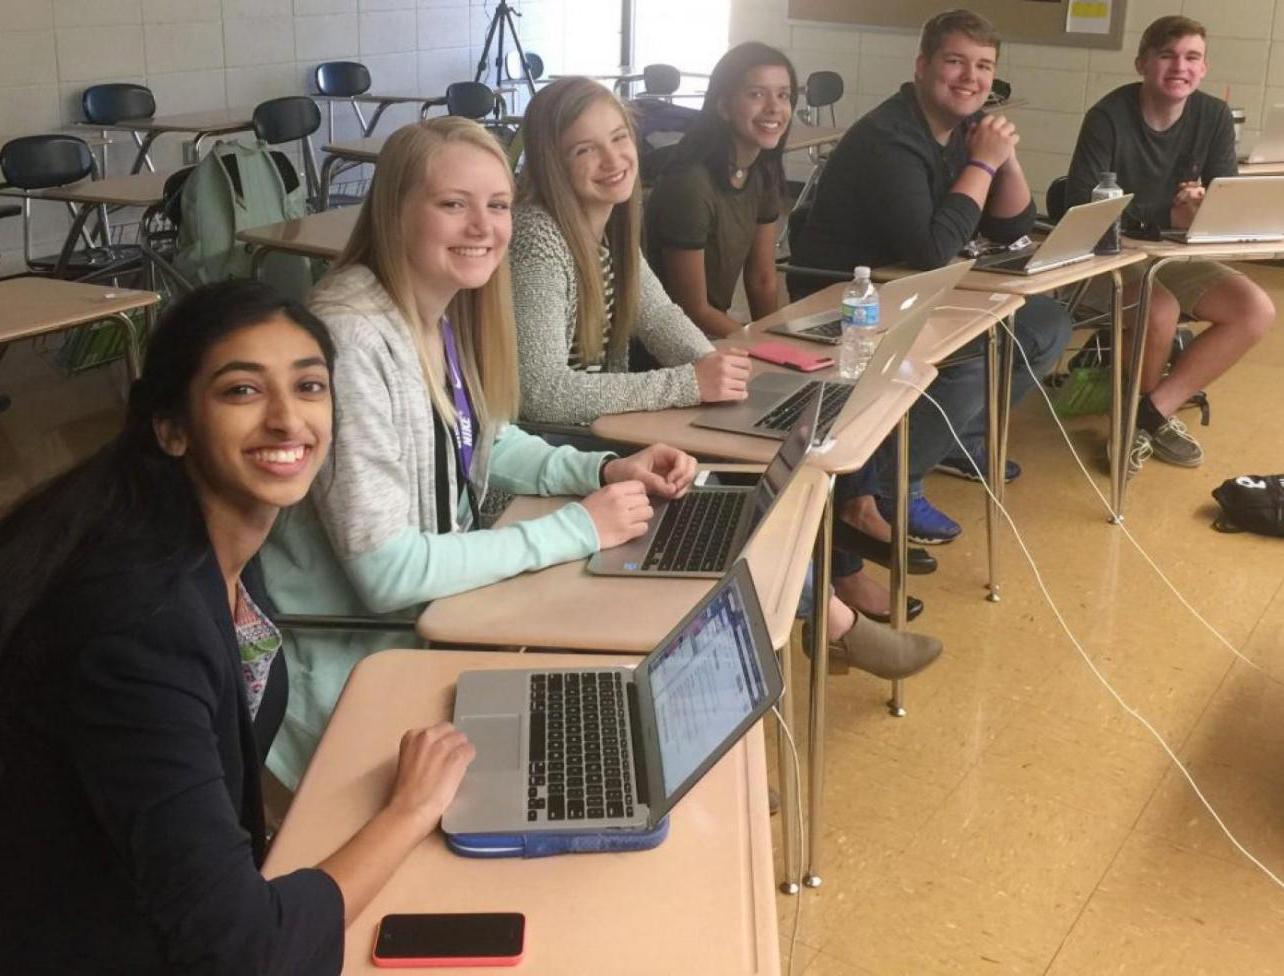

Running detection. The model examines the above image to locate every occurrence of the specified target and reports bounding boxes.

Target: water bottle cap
[853,265,870,277]
[1099,171,1116,182]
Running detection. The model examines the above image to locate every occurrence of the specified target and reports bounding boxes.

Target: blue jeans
[872,295,1072,499]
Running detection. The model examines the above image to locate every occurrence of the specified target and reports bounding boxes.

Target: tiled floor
[4,266,1284,974]
[772,263,1284,974]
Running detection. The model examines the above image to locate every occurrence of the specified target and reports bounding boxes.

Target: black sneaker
[1148,416,1203,467]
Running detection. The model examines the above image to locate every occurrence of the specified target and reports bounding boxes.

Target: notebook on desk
[973,194,1132,275]
[586,386,819,578]
[1160,176,1284,243]
[766,260,974,345]
[694,289,941,442]
[442,560,782,856]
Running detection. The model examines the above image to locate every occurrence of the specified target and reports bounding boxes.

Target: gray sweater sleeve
[511,206,705,425]
[631,257,715,366]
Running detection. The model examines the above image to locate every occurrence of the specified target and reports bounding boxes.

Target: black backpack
[1212,474,1284,536]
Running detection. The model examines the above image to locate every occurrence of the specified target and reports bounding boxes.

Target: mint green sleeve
[343,502,600,613]
[487,422,612,496]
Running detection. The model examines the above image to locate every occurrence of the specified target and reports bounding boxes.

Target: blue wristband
[966,158,997,178]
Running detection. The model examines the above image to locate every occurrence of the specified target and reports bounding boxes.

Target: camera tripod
[474,1,538,101]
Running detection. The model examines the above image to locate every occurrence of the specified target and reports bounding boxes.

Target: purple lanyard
[439,318,475,479]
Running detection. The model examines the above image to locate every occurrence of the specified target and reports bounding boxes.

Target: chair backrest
[1046,175,1069,223]
[82,83,155,125]
[0,135,95,190]
[804,71,844,109]
[315,61,371,98]
[253,96,322,144]
[642,63,681,96]
[503,50,544,82]
[445,81,496,119]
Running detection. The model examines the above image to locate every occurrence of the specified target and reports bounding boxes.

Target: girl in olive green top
[644,41,794,338]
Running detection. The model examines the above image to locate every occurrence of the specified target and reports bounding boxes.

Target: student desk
[1116,237,1284,516]
[0,277,157,380]
[585,285,1019,889]
[420,464,828,892]
[315,87,518,140]
[77,108,256,174]
[783,124,845,154]
[237,205,359,273]
[262,648,780,976]
[317,136,383,210]
[1239,161,1284,176]
[875,250,1150,528]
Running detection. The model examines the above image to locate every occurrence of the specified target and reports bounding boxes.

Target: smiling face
[559,96,638,214]
[915,32,996,123]
[720,64,793,161]
[1136,33,1208,105]
[401,141,513,295]
[157,313,332,522]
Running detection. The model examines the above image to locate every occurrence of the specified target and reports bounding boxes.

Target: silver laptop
[766,260,975,345]
[1246,104,1284,163]
[442,560,782,836]
[1161,176,1284,243]
[587,387,819,578]
[694,286,943,441]
[974,194,1132,275]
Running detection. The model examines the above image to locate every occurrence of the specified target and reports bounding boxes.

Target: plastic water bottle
[838,266,882,380]
[1091,171,1123,255]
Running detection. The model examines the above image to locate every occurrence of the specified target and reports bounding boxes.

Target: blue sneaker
[934,451,1022,484]
[876,495,962,545]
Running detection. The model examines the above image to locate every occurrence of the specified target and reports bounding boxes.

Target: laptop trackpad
[458,715,522,772]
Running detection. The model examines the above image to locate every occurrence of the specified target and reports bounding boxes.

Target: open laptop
[693,285,943,442]
[586,386,819,578]
[442,559,782,840]
[765,260,975,345]
[1161,176,1284,243]
[973,194,1132,275]
[1246,104,1284,163]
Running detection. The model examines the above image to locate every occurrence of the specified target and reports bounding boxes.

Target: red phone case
[371,915,524,968]
[748,340,834,372]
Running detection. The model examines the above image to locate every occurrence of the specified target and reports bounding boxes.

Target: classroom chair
[801,70,844,128]
[445,81,498,120]
[252,96,323,210]
[81,83,157,174]
[641,63,682,99]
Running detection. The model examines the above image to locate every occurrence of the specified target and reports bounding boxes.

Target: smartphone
[372,913,525,968]
[748,340,834,373]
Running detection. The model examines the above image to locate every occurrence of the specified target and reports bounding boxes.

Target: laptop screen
[744,386,818,534]
[645,572,769,798]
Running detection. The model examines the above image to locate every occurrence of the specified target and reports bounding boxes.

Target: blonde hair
[517,76,641,365]
[335,116,519,429]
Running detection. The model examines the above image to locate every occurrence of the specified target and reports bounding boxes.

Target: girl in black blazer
[0,281,474,974]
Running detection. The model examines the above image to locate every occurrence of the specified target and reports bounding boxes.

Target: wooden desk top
[875,250,1149,296]
[1239,160,1284,176]
[237,205,359,260]
[1122,237,1284,261]
[103,108,255,134]
[418,464,827,651]
[0,278,158,343]
[2,131,109,149]
[589,284,1014,468]
[16,168,175,207]
[322,136,385,162]
[263,648,779,976]
[785,124,844,153]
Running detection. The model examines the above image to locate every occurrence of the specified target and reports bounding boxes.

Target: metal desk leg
[984,317,1016,602]
[319,153,340,211]
[130,132,161,174]
[803,476,835,889]
[776,636,801,894]
[1108,269,1125,520]
[114,311,143,380]
[1114,260,1162,522]
[888,414,910,716]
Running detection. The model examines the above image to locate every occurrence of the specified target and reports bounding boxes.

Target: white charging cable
[892,374,1284,890]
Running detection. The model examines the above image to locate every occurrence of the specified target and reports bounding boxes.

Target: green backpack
[174,140,313,302]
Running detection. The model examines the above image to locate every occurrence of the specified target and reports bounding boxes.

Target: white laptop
[1161,176,1284,243]
[974,194,1132,274]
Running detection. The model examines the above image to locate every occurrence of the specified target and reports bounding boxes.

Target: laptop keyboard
[527,671,634,823]
[800,319,842,339]
[641,489,741,573]
[754,380,854,435]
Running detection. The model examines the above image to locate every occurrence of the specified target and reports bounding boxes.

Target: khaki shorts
[1122,259,1245,318]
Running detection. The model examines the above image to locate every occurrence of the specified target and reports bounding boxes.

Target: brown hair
[333,116,519,427]
[919,8,1001,61]
[517,77,641,364]
[1137,15,1206,60]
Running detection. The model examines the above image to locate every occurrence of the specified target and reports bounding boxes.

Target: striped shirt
[566,243,615,372]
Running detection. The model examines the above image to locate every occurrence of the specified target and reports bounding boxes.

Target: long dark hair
[669,41,798,195]
[0,280,335,664]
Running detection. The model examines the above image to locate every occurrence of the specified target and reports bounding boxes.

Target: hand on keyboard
[601,444,698,499]
[581,480,655,548]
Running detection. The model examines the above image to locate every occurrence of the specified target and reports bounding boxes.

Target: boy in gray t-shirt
[1068,15,1275,473]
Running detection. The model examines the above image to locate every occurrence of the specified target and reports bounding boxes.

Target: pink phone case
[748,340,834,373]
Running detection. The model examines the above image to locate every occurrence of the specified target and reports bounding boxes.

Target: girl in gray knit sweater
[510,77,752,425]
